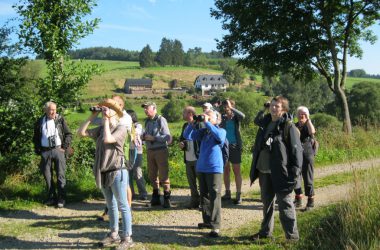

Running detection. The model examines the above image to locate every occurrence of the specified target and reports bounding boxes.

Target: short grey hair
[44,101,57,111]
[297,106,310,116]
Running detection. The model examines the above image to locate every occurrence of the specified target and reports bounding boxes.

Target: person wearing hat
[141,101,172,208]
[78,96,134,249]
[33,101,72,208]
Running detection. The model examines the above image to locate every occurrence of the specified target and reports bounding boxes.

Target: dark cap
[141,101,157,108]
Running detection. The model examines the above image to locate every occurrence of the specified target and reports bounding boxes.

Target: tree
[15,0,100,106]
[139,44,154,67]
[223,65,245,86]
[348,69,367,77]
[0,26,40,176]
[172,39,185,66]
[262,74,334,113]
[212,1,380,134]
[156,38,173,66]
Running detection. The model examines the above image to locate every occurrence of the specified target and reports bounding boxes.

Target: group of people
[33,95,317,248]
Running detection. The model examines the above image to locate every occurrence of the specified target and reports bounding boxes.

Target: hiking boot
[233,192,242,205]
[43,197,56,206]
[150,189,161,206]
[209,229,220,238]
[221,190,231,200]
[98,232,120,247]
[198,222,213,229]
[57,199,65,208]
[293,195,303,208]
[116,236,135,250]
[252,232,273,241]
[305,197,314,211]
[163,190,172,208]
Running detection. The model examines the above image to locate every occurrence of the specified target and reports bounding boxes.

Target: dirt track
[0,158,379,249]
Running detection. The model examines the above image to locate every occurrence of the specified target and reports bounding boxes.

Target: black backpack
[221,138,229,166]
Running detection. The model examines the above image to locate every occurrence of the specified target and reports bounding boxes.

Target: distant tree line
[67,46,140,61]
[62,37,234,69]
[348,69,380,79]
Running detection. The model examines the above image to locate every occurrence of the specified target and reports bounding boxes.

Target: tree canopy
[212,0,380,134]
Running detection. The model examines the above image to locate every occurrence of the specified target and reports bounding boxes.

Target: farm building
[124,78,153,94]
[194,74,228,96]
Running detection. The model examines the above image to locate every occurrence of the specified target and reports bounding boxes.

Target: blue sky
[1,0,379,74]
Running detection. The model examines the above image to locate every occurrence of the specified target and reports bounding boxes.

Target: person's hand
[225,99,232,109]
[203,113,210,122]
[179,141,185,149]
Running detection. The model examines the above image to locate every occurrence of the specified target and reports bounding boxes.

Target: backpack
[221,138,229,166]
[283,120,300,148]
[311,138,319,156]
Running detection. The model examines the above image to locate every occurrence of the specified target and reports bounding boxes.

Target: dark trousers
[294,152,315,197]
[259,172,299,240]
[198,172,222,230]
[185,160,200,204]
[40,148,66,200]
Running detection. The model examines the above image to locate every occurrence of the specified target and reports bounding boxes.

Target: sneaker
[43,197,56,206]
[57,199,65,208]
[305,197,314,211]
[138,195,148,201]
[221,190,231,200]
[209,229,220,238]
[293,196,303,208]
[163,191,171,208]
[98,233,121,247]
[233,192,242,205]
[198,223,213,229]
[116,236,135,250]
[187,201,200,209]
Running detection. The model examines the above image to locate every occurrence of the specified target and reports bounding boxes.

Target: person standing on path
[220,99,245,204]
[184,109,226,238]
[33,101,72,208]
[250,96,302,241]
[179,106,201,209]
[293,106,316,210]
[126,109,148,201]
[142,102,172,208]
[78,97,134,249]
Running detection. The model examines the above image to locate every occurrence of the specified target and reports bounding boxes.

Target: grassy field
[344,76,380,89]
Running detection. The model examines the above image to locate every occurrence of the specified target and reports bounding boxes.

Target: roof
[195,74,228,85]
[124,78,152,87]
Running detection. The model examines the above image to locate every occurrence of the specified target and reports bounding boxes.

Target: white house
[194,74,228,96]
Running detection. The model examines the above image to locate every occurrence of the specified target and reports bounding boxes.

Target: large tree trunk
[334,79,352,135]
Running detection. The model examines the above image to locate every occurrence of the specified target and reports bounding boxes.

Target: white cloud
[148,0,156,3]
[0,3,15,16]
[100,23,153,33]
[126,5,154,20]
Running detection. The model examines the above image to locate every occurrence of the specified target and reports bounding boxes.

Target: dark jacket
[220,107,245,149]
[33,114,72,155]
[249,111,302,193]
[180,122,200,163]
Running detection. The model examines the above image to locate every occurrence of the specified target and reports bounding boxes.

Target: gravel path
[0,158,379,249]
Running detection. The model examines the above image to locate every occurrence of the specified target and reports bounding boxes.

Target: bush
[312,113,341,130]
[161,99,186,122]
[349,82,380,127]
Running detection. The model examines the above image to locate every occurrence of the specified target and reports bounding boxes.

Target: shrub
[161,99,186,122]
[312,113,341,130]
[348,82,380,127]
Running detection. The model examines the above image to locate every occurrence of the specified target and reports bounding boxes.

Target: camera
[193,115,205,122]
[183,140,189,151]
[89,106,103,112]
[264,102,270,108]
[48,135,56,148]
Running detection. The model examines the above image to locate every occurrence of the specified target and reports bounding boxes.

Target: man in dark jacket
[250,96,302,241]
[33,101,72,208]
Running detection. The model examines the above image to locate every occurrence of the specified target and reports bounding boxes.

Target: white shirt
[41,117,62,147]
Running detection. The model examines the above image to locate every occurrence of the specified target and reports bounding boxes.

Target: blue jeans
[101,169,132,238]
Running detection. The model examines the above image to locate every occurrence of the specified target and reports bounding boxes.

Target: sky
[1,0,379,74]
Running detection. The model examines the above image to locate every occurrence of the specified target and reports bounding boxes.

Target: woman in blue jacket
[183,109,226,238]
